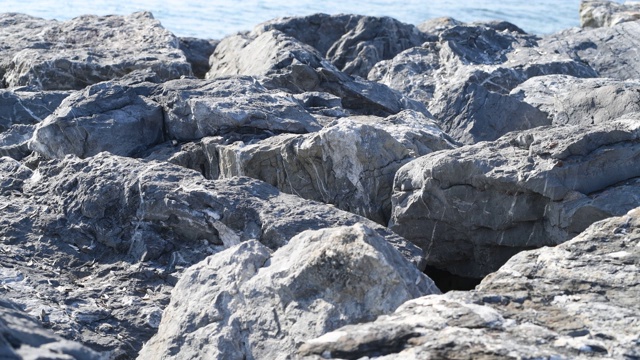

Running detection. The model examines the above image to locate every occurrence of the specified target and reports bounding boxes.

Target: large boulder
[206,29,428,117]
[300,206,640,359]
[0,153,425,357]
[580,0,640,28]
[138,225,439,360]
[0,12,192,90]
[178,37,219,78]
[512,74,640,125]
[391,118,640,278]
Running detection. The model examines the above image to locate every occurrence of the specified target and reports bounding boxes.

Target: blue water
[0,0,626,39]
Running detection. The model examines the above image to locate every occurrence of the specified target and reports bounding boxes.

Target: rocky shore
[0,1,639,359]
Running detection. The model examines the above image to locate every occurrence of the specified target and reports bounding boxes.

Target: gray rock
[580,0,640,28]
[0,12,191,90]
[0,88,70,131]
[207,29,428,117]
[0,124,36,160]
[178,37,219,78]
[391,118,640,277]
[255,13,430,78]
[300,206,640,359]
[0,152,425,357]
[512,74,640,125]
[417,17,463,37]
[539,20,640,79]
[0,299,105,360]
[138,225,439,360]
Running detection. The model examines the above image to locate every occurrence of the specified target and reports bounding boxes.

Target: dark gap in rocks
[424,265,482,292]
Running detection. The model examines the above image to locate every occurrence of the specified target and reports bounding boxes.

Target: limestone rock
[0,88,70,131]
[391,118,640,277]
[300,207,640,359]
[580,0,640,28]
[512,74,640,125]
[178,37,219,78]
[207,29,428,117]
[0,12,191,90]
[0,299,105,360]
[138,225,439,360]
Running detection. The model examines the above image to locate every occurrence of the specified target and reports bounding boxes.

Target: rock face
[139,225,439,360]
[300,207,640,359]
[391,118,640,277]
[0,12,192,90]
[0,299,105,360]
[580,0,640,28]
[512,75,640,125]
[178,37,219,78]
[0,153,425,357]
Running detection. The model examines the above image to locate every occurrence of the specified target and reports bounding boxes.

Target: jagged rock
[300,207,640,359]
[0,12,191,90]
[390,118,640,278]
[206,29,428,117]
[178,37,219,78]
[254,13,429,78]
[417,17,463,36]
[512,74,640,125]
[539,20,640,79]
[369,24,596,143]
[138,225,439,360]
[580,0,640,28]
[0,124,34,160]
[0,153,424,357]
[0,88,70,131]
[0,299,105,360]
[28,76,323,159]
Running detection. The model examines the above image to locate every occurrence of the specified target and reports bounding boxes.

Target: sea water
[0,0,626,39]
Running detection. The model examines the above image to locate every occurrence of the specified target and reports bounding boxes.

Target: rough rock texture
[0,153,424,357]
[540,20,640,80]
[0,12,192,90]
[391,118,640,277]
[206,29,427,117]
[254,13,430,78]
[0,299,105,360]
[29,76,322,159]
[300,207,640,359]
[512,75,640,125]
[369,24,596,143]
[139,225,439,360]
[178,37,219,78]
[580,0,640,28]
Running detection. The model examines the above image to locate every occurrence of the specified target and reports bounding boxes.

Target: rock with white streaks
[138,225,439,360]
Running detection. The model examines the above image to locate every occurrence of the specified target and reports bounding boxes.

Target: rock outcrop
[300,206,640,359]
[139,225,439,360]
[391,118,640,277]
[0,12,192,90]
[580,0,640,28]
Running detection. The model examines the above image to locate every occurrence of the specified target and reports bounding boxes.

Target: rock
[417,17,463,37]
[138,224,439,360]
[580,0,640,28]
[300,206,640,359]
[0,88,70,131]
[390,118,640,278]
[29,81,164,159]
[0,125,34,160]
[255,13,430,78]
[207,29,428,117]
[0,12,191,90]
[178,37,219,78]
[28,76,323,159]
[512,74,640,125]
[0,299,105,360]
[0,153,425,357]
[539,20,640,79]
[369,24,596,143]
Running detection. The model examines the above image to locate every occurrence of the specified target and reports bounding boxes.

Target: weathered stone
[391,118,640,277]
[207,29,428,117]
[178,37,219,78]
[0,153,425,357]
[512,74,640,125]
[255,13,429,78]
[580,0,640,28]
[0,88,70,131]
[0,12,192,90]
[300,207,640,359]
[139,225,439,360]
[0,299,105,360]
